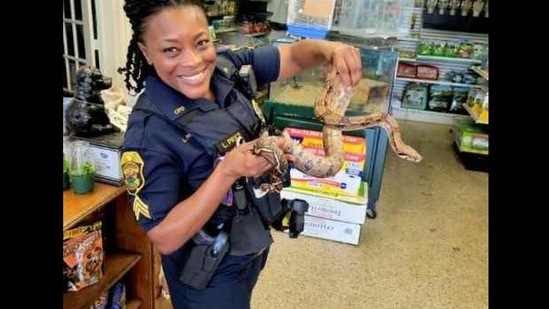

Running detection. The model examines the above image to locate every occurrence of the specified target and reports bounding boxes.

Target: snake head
[253,136,289,176]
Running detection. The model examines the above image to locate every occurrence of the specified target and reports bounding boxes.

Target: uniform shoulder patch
[121,151,145,195]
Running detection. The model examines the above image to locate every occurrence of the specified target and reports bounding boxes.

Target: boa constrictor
[253,70,422,193]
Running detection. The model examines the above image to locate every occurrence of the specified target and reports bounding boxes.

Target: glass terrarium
[268,33,399,116]
[264,33,399,218]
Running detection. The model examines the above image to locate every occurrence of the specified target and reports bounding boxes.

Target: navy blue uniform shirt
[121,44,280,234]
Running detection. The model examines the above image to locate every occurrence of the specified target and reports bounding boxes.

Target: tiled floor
[252,120,488,309]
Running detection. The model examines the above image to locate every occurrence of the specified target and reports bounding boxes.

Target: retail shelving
[453,137,488,155]
[471,66,488,81]
[463,104,488,124]
[126,299,143,309]
[395,77,483,88]
[416,55,482,64]
[63,253,142,309]
[63,182,165,309]
[392,18,489,125]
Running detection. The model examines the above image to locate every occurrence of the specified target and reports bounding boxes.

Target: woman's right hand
[217,138,294,180]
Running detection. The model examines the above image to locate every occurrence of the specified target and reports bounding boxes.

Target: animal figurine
[66,65,117,137]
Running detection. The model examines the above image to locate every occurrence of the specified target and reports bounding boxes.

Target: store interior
[63,0,488,308]
[252,120,488,309]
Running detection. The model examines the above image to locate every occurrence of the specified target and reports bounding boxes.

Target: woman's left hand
[329,44,363,87]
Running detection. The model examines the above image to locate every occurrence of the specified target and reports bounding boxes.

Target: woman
[120,0,362,308]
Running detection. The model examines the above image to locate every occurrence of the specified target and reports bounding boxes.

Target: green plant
[70,162,96,177]
[63,155,69,173]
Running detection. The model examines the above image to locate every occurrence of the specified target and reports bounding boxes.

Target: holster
[247,169,291,227]
[178,231,230,290]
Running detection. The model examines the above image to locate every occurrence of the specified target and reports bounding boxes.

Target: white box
[280,183,368,225]
[301,215,362,245]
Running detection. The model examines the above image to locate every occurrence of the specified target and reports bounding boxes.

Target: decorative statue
[66,66,117,137]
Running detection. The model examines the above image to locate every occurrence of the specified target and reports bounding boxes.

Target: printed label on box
[301,215,362,245]
[284,127,367,198]
[281,184,368,224]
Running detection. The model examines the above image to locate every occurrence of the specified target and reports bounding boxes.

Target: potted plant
[70,161,96,194]
[63,154,70,190]
[69,141,96,194]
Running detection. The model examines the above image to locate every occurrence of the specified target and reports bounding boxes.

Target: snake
[253,70,422,193]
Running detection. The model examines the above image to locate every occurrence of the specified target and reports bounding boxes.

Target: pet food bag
[63,221,104,291]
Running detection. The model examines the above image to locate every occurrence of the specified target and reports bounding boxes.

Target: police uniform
[121,45,281,309]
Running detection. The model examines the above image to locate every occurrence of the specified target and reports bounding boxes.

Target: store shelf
[392,106,470,125]
[156,297,174,309]
[64,182,127,231]
[396,36,420,42]
[453,139,488,155]
[395,77,483,88]
[243,31,270,37]
[214,27,238,34]
[463,104,488,124]
[416,55,482,64]
[126,299,142,309]
[63,252,142,309]
[471,66,489,80]
[452,142,488,173]
[398,57,417,62]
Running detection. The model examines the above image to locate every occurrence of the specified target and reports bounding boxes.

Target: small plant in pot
[63,154,70,190]
[69,140,96,194]
[69,161,96,194]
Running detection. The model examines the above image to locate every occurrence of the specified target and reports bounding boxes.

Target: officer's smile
[178,71,205,83]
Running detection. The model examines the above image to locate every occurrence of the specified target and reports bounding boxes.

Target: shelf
[396,36,420,42]
[156,297,174,309]
[416,55,482,64]
[214,27,238,34]
[463,104,488,124]
[64,252,142,309]
[398,57,417,62]
[423,10,489,34]
[453,139,488,155]
[395,77,483,88]
[126,299,142,309]
[392,106,470,125]
[471,66,489,81]
[64,182,127,231]
[243,31,270,37]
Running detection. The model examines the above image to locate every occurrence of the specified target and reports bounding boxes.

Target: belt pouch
[179,241,229,290]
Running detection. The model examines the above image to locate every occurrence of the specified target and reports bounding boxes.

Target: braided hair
[122,0,206,95]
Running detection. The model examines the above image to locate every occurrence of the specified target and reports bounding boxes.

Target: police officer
[120,1,362,308]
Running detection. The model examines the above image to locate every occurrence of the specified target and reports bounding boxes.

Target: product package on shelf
[452,118,488,155]
[401,83,428,110]
[283,127,367,199]
[63,221,105,292]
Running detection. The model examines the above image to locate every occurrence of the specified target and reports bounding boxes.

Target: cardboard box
[283,127,367,198]
[280,183,368,225]
[301,215,362,245]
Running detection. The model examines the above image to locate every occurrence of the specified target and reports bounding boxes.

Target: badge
[132,195,152,221]
[215,130,245,153]
[121,151,145,195]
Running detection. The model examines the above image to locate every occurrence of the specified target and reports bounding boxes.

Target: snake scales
[253,70,422,193]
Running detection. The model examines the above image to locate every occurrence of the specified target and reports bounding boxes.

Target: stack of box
[280,128,368,245]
